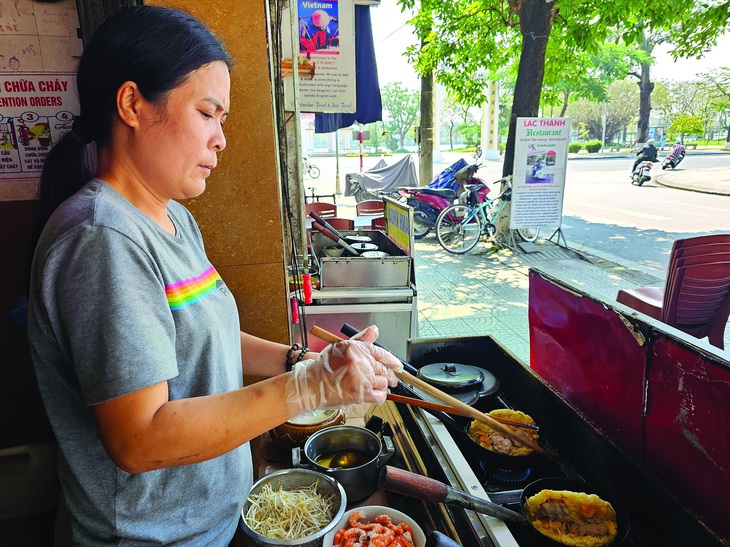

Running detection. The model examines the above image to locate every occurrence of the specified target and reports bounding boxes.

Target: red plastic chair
[356,200,384,216]
[617,234,730,348]
[305,202,337,218]
[370,216,386,230]
[325,217,355,231]
[663,260,730,348]
[617,235,730,319]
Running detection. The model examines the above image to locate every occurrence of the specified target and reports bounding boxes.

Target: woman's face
[135,61,230,201]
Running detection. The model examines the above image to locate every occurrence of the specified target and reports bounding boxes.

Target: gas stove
[366,335,723,546]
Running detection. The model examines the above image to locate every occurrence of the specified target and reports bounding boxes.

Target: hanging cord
[270,0,309,348]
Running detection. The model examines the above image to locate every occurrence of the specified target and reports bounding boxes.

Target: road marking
[570,202,671,221]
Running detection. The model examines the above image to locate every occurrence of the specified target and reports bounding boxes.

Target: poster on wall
[0,73,79,185]
[510,117,571,229]
[281,0,356,113]
[0,0,82,200]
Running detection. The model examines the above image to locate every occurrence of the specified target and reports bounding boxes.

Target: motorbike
[631,160,653,186]
[661,152,685,170]
[400,159,489,239]
[345,155,418,203]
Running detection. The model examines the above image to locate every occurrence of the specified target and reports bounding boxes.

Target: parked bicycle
[302,157,320,179]
[435,178,539,254]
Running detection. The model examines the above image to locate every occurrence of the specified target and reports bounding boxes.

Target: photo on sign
[299,1,340,54]
[525,144,557,184]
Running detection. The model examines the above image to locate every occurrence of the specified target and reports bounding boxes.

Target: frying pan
[380,466,630,546]
[435,409,543,471]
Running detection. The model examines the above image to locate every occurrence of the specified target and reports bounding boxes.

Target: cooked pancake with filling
[467,409,538,456]
[523,489,618,547]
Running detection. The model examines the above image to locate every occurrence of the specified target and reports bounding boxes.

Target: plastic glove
[286,326,403,414]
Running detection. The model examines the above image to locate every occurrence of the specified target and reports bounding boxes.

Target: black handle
[309,211,345,240]
[426,532,462,547]
[340,323,418,375]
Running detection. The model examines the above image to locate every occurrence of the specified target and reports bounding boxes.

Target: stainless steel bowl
[239,468,346,547]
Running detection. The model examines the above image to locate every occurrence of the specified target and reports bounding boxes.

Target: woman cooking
[26,6,401,545]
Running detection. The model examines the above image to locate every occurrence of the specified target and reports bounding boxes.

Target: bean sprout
[244,480,335,539]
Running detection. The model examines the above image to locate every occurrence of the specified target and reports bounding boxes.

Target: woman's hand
[285,326,402,414]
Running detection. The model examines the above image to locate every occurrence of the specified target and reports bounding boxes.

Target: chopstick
[386,393,540,431]
[309,325,547,456]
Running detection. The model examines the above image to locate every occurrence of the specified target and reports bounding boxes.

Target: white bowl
[322,505,426,547]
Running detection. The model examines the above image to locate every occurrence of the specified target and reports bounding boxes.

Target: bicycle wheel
[413,210,431,239]
[308,165,320,179]
[516,227,540,242]
[436,204,483,254]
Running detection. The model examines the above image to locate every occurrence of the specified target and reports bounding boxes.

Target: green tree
[669,114,704,141]
[699,68,730,149]
[440,94,479,149]
[543,42,648,117]
[566,79,639,142]
[364,121,386,153]
[653,80,717,141]
[381,82,420,150]
[457,121,481,147]
[397,0,730,177]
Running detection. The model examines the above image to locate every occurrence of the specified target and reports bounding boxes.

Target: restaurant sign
[281,0,356,113]
[510,117,571,229]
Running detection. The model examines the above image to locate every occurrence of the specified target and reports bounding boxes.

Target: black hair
[36,5,231,228]
[23,6,231,298]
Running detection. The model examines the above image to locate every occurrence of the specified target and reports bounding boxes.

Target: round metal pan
[519,477,631,546]
[381,467,630,546]
[436,410,544,470]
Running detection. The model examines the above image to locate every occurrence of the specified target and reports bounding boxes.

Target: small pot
[269,408,346,451]
[292,424,395,502]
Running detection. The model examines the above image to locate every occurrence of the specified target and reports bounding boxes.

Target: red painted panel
[528,271,646,460]
[645,337,730,539]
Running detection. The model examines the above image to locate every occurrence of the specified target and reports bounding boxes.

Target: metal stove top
[367,335,723,547]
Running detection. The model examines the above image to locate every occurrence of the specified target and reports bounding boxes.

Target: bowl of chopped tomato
[322,506,426,547]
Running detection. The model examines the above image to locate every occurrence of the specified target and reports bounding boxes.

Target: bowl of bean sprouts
[240,468,347,547]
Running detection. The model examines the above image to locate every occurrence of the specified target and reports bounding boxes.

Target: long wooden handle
[386,393,539,431]
[309,325,546,456]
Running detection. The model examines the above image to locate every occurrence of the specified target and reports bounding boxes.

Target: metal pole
[359,123,364,172]
[335,129,341,195]
[601,103,607,154]
[289,3,307,266]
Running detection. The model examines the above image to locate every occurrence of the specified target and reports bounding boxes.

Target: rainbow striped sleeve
[166,266,222,310]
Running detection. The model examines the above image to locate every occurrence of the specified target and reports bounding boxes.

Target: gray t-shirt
[28,179,252,545]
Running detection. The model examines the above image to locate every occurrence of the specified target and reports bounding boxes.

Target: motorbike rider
[632,138,658,175]
[671,138,687,162]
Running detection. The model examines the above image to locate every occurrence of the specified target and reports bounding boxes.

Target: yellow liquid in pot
[314,449,371,469]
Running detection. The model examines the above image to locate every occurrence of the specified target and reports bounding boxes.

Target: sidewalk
[655,165,730,195]
[413,237,665,364]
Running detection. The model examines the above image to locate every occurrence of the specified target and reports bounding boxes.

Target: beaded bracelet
[296,347,309,364]
[285,343,301,372]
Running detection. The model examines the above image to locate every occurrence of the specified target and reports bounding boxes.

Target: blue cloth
[314,5,382,132]
[428,158,469,192]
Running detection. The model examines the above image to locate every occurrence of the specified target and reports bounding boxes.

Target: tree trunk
[420,72,434,186]
[725,125,730,150]
[559,90,570,117]
[635,61,654,144]
[502,0,556,178]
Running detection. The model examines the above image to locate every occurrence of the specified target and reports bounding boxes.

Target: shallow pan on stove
[518,477,631,546]
[436,410,544,471]
[381,467,630,547]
